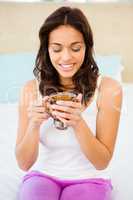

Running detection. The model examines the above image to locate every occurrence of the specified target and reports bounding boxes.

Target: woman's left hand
[50,93,83,129]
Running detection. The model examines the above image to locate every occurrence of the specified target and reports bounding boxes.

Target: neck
[60,78,74,90]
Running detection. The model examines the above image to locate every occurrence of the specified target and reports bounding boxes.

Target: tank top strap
[97,74,103,89]
[35,79,43,103]
[93,74,103,101]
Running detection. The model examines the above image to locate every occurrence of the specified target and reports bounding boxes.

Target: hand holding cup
[45,92,82,130]
[27,96,50,129]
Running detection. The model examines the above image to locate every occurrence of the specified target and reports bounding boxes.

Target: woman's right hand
[27,96,50,129]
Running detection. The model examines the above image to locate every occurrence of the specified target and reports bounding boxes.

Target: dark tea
[45,92,78,130]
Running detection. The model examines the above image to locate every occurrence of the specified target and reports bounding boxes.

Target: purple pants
[18,170,113,200]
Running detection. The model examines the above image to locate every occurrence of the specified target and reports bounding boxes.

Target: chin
[59,70,77,77]
[60,73,75,78]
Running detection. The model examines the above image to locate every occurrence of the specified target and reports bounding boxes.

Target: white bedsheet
[0,83,133,200]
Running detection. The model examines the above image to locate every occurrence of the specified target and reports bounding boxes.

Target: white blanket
[0,83,133,200]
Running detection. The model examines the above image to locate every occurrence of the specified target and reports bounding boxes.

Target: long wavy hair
[33,6,99,106]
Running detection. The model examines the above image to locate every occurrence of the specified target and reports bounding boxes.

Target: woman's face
[48,25,86,84]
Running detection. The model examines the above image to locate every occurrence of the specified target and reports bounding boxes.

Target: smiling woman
[15,6,122,200]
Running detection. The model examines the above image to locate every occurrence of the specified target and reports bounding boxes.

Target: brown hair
[33,6,99,105]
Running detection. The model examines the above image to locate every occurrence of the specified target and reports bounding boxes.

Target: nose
[61,48,72,62]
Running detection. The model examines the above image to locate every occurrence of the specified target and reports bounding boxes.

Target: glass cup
[45,91,78,130]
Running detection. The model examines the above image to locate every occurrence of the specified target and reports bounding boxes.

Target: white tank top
[31,75,110,180]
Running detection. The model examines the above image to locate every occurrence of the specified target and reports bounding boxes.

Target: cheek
[77,51,85,65]
[49,52,59,64]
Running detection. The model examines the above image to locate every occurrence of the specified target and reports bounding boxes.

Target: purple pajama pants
[18,170,113,200]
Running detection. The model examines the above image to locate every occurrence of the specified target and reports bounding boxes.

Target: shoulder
[22,79,37,91]
[98,76,123,109]
[100,76,122,92]
[19,79,37,106]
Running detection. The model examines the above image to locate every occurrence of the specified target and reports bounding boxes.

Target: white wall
[0,2,133,82]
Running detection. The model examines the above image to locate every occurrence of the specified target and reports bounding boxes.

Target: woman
[15,6,122,200]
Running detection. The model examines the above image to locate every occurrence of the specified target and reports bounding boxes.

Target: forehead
[49,25,84,44]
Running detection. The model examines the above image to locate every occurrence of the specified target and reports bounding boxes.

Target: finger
[52,110,72,120]
[42,96,50,105]
[28,111,50,119]
[30,96,49,107]
[38,96,49,105]
[55,116,69,126]
[76,93,82,103]
[27,106,45,113]
[55,116,76,127]
[32,100,42,106]
[50,104,73,113]
[42,95,49,101]
[56,100,81,109]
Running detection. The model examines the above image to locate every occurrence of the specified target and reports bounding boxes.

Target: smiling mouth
[59,64,74,71]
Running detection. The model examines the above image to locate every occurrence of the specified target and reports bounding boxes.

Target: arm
[73,77,123,170]
[15,80,49,171]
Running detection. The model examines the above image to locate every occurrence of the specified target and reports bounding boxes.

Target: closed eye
[52,48,62,52]
[71,47,81,52]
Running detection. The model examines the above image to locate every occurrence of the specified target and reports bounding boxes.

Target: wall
[0,2,133,82]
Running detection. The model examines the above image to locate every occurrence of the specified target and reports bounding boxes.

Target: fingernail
[52,111,56,115]
[56,101,64,105]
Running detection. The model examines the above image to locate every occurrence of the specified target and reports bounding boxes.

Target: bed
[0,53,133,199]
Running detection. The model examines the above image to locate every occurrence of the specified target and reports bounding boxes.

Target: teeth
[61,64,73,68]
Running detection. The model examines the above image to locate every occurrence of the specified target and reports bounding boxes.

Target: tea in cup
[45,91,78,130]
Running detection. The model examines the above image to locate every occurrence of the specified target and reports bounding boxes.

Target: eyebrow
[49,42,84,46]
